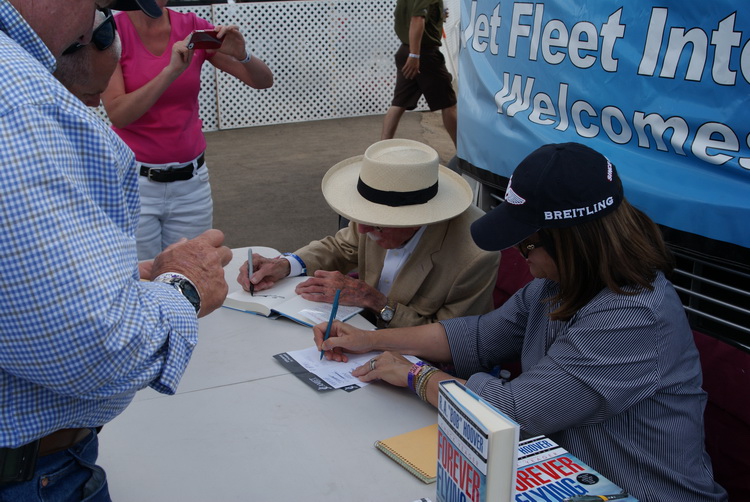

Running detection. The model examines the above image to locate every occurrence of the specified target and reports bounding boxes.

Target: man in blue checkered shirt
[0,0,232,499]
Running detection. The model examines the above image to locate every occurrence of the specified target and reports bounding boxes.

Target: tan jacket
[295,205,500,327]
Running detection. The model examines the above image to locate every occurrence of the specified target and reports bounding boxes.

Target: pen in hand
[320,289,341,360]
[248,247,254,296]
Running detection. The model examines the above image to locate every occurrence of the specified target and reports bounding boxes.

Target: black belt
[139,153,205,183]
[0,428,94,485]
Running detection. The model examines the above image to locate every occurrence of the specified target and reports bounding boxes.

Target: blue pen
[247,248,254,296]
[320,289,341,360]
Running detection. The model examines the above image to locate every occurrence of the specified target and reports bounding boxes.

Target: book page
[274,294,363,326]
[223,276,308,316]
[223,245,363,325]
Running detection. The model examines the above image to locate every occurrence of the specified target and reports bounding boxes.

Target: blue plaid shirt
[0,1,199,448]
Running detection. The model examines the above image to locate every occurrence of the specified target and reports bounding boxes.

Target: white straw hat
[321,139,473,227]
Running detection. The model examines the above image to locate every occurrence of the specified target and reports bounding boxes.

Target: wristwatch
[154,273,201,314]
[379,298,397,323]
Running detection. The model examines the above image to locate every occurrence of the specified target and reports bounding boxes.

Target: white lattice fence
[327,0,401,118]
[95,0,456,131]
[214,1,336,128]
[209,0,422,130]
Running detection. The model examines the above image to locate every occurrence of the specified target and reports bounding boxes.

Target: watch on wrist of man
[379,298,397,323]
[153,273,201,314]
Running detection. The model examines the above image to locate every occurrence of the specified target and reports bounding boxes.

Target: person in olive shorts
[381,0,457,146]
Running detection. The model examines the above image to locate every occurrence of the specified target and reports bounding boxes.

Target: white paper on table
[285,346,419,389]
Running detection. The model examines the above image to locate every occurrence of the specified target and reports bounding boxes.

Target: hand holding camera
[188,25,250,64]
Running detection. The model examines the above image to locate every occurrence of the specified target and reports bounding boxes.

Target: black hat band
[356,177,438,207]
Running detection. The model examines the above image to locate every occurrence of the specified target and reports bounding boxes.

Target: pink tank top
[113,10,212,164]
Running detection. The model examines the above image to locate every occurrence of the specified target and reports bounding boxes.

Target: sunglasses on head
[63,8,116,55]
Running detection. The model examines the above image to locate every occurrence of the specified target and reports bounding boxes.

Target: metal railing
[672,249,750,351]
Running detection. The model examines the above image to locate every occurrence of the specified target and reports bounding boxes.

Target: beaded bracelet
[414,365,429,394]
[417,368,439,401]
[413,364,434,396]
[407,361,425,392]
[415,366,440,402]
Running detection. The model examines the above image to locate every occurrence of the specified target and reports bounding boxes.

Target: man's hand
[151,229,232,317]
[238,255,291,292]
[294,270,386,312]
[402,57,420,79]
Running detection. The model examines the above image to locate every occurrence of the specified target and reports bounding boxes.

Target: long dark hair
[544,199,674,321]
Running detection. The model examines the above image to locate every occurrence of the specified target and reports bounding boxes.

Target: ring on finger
[369,358,376,371]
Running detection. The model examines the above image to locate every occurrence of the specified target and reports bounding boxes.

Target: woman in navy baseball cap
[315,142,728,502]
[469,142,657,320]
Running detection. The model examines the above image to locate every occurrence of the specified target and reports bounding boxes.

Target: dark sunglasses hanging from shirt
[63,8,116,55]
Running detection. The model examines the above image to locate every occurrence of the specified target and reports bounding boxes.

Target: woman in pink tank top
[102,0,273,260]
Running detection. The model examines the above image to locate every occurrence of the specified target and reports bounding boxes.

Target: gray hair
[54,10,121,97]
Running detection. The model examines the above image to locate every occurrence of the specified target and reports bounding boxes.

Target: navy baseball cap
[471,143,624,251]
[111,0,162,18]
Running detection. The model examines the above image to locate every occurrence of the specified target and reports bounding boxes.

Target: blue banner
[457,0,750,248]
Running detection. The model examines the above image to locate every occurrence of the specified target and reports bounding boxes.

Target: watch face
[380,305,394,322]
[154,274,201,313]
[175,280,201,313]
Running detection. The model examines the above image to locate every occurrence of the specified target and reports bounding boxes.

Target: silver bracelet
[153,273,201,314]
[408,53,420,59]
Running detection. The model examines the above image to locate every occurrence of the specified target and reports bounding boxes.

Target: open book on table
[222,247,362,327]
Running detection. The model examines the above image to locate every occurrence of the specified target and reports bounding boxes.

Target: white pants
[136,162,213,261]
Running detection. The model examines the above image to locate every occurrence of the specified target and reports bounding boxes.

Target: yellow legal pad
[374,423,438,484]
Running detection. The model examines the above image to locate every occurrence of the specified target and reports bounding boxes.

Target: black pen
[248,247,254,296]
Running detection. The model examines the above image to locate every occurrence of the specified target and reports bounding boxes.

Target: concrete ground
[206,111,455,253]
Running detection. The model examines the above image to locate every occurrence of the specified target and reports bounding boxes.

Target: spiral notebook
[374,423,438,484]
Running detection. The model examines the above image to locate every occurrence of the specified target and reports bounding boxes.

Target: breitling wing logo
[504,180,526,205]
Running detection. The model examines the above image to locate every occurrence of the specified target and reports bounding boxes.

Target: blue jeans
[0,429,110,502]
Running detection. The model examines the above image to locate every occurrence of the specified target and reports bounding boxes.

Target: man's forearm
[408,16,425,55]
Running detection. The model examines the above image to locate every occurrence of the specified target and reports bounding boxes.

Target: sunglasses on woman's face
[63,8,116,55]
[516,238,544,259]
